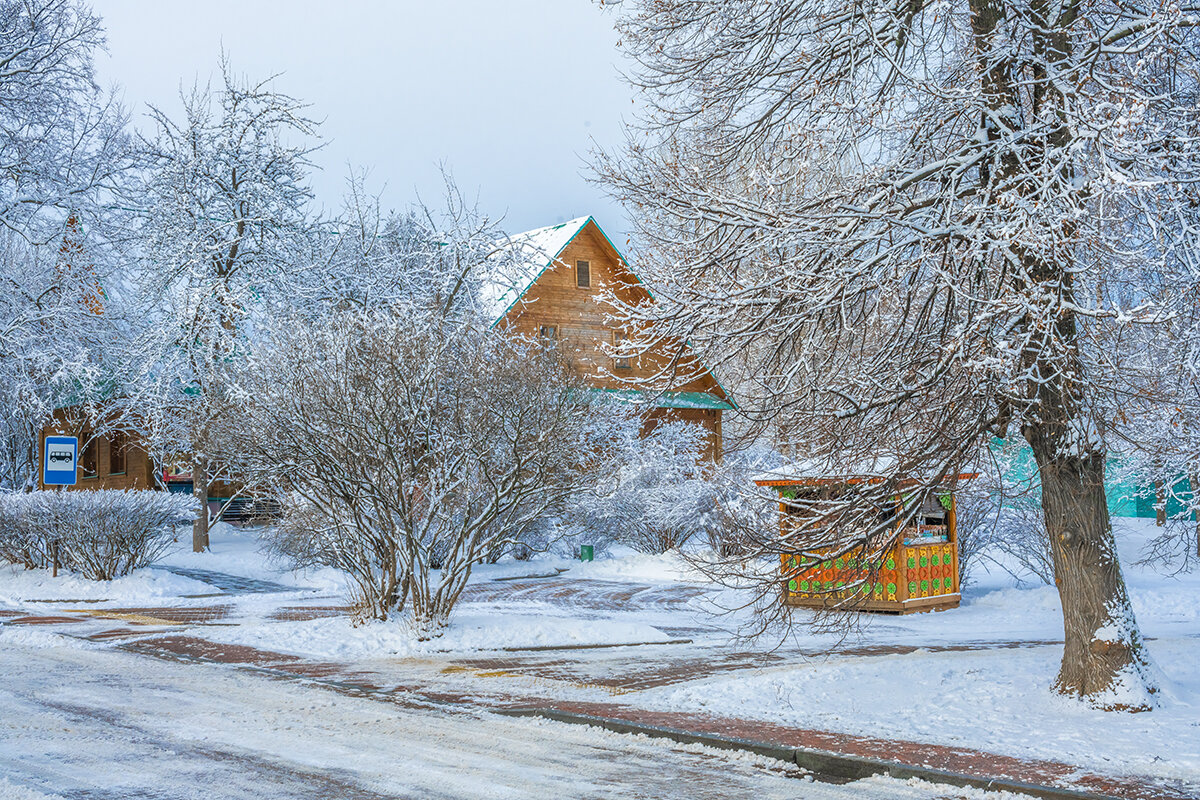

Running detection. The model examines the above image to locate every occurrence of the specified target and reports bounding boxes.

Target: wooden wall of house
[39,408,155,491]
[40,408,246,499]
[498,220,726,457]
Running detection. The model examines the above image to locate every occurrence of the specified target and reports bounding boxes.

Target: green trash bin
[580,544,594,562]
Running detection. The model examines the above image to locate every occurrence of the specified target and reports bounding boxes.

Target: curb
[497,708,1120,800]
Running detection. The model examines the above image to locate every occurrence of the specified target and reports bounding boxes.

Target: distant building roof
[584,387,734,411]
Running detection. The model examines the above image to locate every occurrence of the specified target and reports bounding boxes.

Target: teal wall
[993,441,1191,519]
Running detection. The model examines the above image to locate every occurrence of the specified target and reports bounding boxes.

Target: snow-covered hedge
[0,490,195,580]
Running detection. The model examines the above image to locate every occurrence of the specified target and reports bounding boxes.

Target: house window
[80,432,98,477]
[576,260,591,288]
[613,331,632,370]
[539,325,557,341]
[109,430,127,475]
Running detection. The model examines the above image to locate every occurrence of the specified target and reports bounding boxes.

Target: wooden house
[486,216,732,460]
[37,407,246,520]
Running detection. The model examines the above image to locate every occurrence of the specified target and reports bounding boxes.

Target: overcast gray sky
[92,1,635,240]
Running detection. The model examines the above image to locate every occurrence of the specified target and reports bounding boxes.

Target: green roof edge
[584,387,734,411]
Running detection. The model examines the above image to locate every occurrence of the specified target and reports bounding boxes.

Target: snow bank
[570,548,702,583]
[467,548,703,585]
[0,778,65,800]
[0,625,81,650]
[0,563,213,606]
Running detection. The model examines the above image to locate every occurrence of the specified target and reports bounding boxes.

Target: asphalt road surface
[0,632,1019,800]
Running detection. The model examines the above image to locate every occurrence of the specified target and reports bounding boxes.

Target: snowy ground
[1,518,1197,796]
[0,633,1023,800]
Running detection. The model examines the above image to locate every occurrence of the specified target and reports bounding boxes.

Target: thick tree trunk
[1027,429,1156,709]
[192,456,209,553]
[1155,480,1167,526]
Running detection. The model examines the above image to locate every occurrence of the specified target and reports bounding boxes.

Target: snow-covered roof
[480,216,593,324]
[754,457,978,487]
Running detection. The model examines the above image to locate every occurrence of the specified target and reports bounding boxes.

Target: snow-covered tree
[595,0,1200,708]
[0,0,135,489]
[306,169,530,318]
[129,56,320,551]
[0,0,133,242]
[0,230,97,489]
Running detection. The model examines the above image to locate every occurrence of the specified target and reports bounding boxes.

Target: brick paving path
[83,604,235,624]
[527,702,1196,800]
[270,605,353,621]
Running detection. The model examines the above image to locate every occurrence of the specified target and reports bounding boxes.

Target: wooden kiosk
[755,466,976,615]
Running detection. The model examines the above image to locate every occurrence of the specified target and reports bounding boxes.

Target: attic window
[576,260,591,288]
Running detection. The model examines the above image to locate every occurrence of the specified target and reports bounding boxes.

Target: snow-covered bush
[0,492,47,569]
[701,445,785,557]
[230,308,617,633]
[990,502,1054,586]
[572,420,716,555]
[946,487,1000,588]
[0,490,195,579]
[952,445,1053,587]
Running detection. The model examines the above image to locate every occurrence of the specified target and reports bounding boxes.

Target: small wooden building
[38,406,247,518]
[486,216,732,461]
[756,465,976,614]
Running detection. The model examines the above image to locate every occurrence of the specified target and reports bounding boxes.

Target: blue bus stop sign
[43,436,78,486]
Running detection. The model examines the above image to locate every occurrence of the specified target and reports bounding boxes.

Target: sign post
[42,436,78,487]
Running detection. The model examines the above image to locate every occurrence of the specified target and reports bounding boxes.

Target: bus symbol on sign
[42,436,78,486]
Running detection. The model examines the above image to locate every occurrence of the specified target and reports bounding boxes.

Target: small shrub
[703,445,786,558]
[0,493,48,568]
[990,501,1055,585]
[0,490,195,580]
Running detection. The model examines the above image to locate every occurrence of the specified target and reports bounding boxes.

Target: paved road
[0,637,1003,800]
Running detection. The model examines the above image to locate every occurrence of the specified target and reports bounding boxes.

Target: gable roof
[480,216,594,324]
[483,215,736,409]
